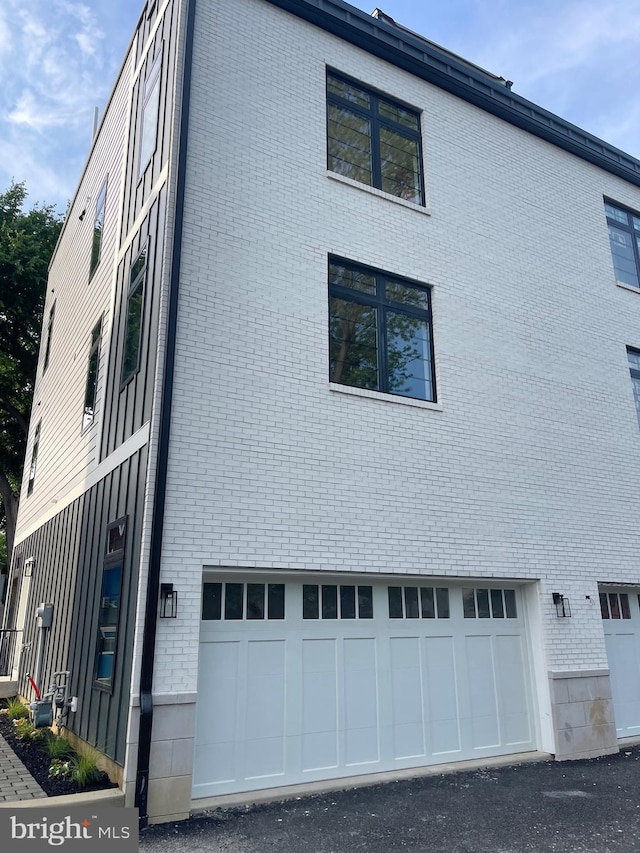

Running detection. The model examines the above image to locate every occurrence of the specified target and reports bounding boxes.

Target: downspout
[135,0,197,829]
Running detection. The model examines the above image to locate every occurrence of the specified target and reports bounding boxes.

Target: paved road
[140,747,640,852]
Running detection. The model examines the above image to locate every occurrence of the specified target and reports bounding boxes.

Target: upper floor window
[627,348,640,429]
[27,421,41,496]
[82,318,102,430]
[138,52,162,178]
[43,303,55,372]
[327,70,424,205]
[329,258,435,402]
[605,200,640,289]
[121,247,147,385]
[90,179,107,278]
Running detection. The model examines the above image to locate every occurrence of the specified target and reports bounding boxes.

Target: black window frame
[43,302,55,373]
[93,516,127,693]
[329,256,436,402]
[26,421,41,496]
[604,198,640,290]
[121,245,147,387]
[89,178,108,280]
[82,317,103,431]
[326,68,425,206]
[138,51,162,180]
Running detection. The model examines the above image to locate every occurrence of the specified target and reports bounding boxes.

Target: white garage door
[193,577,536,799]
[601,589,640,737]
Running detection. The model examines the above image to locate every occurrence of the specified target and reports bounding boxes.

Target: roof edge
[264,0,640,189]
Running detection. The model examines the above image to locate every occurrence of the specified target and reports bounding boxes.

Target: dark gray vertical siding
[13,446,147,766]
[100,190,165,459]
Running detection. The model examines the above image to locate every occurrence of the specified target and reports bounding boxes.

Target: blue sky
[1,0,639,212]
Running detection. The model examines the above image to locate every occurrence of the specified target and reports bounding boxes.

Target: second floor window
[329,258,435,402]
[605,200,640,289]
[327,70,424,205]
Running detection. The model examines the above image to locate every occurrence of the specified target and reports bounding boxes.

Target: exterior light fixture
[24,557,35,577]
[159,583,178,618]
[552,592,571,617]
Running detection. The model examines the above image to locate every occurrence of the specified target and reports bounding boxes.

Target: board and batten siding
[12,448,147,766]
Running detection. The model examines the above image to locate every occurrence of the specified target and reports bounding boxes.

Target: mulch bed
[0,701,116,797]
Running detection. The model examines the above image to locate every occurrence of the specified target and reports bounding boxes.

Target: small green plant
[42,734,75,760]
[48,759,72,780]
[69,753,101,788]
[6,698,29,720]
[13,718,41,741]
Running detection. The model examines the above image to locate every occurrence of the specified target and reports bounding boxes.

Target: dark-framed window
[138,51,162,178]
[202,582,285,621]
[627,347,640,428]
[27,421,41,496]
[43,303,55,372]
[327,69,424,205]
[90,178,107,278]
[82,318,102,430]
[94,517,126,691]
[605,200,640,289]
[121,247,147,385]
[329,258,435,402]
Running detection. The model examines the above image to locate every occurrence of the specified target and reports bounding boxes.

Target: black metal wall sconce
[159,583,178,618]
[552,592,571,617]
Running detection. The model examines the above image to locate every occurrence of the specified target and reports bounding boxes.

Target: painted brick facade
[153,0,640,698]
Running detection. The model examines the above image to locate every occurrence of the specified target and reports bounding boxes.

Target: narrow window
[90,179,107,278]
[139,52,162,178]
[82,318,102,430]
[94,518,126,691]
[329,258,435,402]
[605,200,640,289]
[27,421,41,496]
[627,348,640,428]
[327,70,424,205]
[43,303,55,372]
[121,247,147,384]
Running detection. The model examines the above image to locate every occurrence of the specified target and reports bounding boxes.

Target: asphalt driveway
[140,746,640,852]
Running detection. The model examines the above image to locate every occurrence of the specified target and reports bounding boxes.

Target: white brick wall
[151,0,640,692]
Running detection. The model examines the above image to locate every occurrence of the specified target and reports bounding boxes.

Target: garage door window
[202,582,285,620]
[388,586,450,619]
[303,584,373,619]
[463,588,517,619]
[600,592,631,620]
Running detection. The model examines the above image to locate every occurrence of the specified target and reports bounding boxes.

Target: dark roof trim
[264,0,640,189]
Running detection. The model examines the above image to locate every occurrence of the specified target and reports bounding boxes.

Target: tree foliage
[0,182,63,573]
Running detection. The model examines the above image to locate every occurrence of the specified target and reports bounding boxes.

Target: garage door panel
[494,634,532,746]
[243,640,286,779]
[390,637,425,759]
[605,631,640,733]
[423,636,460,755]
[302,639,338,771]
[343,638,380,765]
[464,635,500,749]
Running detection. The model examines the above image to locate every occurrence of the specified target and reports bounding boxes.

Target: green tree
[0,182,63,575]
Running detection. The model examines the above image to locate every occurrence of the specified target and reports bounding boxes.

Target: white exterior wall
[155,0,640,695]
[14,42,136,544]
